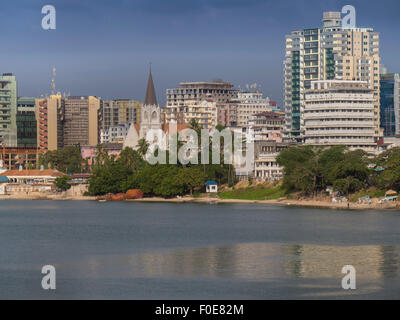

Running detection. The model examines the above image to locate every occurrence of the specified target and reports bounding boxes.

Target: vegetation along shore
[4,122,400,211]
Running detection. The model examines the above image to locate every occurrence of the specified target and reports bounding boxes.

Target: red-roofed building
[0,169,64,184]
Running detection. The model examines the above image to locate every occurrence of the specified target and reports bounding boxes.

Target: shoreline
[0,194,398,210]
[128,197,400,210]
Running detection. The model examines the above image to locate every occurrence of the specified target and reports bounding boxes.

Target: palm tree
[137,138,149,159]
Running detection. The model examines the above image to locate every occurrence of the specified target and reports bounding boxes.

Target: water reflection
[63,243,400,283]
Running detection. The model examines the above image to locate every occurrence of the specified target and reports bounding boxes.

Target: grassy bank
[219,185,286,201]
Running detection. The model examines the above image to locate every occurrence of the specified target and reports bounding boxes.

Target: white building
[205,180,218,193]
[253,141,290,181]
[101,123,131,144]
[124,69,189,151]
[304,80,379,154]
[254,152,283,181]
[284,11,381,141]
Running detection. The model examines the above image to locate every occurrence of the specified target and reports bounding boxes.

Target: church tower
[140,67,161,138]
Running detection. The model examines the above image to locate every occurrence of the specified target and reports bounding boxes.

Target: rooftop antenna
[51,67,56,95]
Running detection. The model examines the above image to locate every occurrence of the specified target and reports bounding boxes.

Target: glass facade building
[17,97,37,147]
[380,73,400,136]
[0,73,18,146]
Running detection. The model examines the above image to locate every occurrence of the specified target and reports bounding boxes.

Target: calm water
[0,200,400,299]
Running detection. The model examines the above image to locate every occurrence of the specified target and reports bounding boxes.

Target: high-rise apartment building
[101,99,141,131]
[0,73,18,146]
[284,11,381,141]
[303,80,378,154]
[380,73,400,136]
[16,97,37,147]
[164,99,218,129]
[165,81,237,129]
[35,94,65,152]
[236,91,278,127]
[63,96,101,147]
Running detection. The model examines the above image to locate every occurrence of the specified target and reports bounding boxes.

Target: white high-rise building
[304,80,378,154]
[284,11,381,142]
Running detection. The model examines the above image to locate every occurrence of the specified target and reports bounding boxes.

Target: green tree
[137,138,149,158]
[333,177,364,197]
[176,167,206,196]
[43,146,83,174]
[118,147,146,173]
[88,162,131,195]
[277,146,321,195]
[373,147,400,191]
[189,119,202,137]
[54,175,72,191]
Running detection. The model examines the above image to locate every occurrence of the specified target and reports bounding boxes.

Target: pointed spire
[144,64,158,106]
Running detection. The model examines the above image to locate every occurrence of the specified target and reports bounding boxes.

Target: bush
[54,175,71,191]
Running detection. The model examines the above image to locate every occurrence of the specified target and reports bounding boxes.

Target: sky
[1,0,400,106]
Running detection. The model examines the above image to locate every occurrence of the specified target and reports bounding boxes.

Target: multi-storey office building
[63,96,101,147]
[236,92,277,127]
[16,97,37,147]
[35,94,65,152]
[380,73,400,136]
[303,80,378,154]
[0,73,18,147]
[284,11,381,141]
[101,99,141,131]
[166,81,238,107]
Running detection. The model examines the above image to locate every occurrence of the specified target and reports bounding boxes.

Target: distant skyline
[1,0,400,106]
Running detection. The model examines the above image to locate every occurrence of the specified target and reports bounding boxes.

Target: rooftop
[0,169,65,177]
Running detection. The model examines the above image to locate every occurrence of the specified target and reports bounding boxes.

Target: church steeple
[144,65,158,106]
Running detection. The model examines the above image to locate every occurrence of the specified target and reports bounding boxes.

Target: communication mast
[51,67,56,95]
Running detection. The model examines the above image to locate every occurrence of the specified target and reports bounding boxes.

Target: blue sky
[1,0,399,106]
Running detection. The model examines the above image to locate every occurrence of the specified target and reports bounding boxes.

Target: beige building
[35,94,65,152]
[63,96,101,147]
[284,11,382,140]
[237,92,276,127]
[304,80,378,154]
[164,99,218,129]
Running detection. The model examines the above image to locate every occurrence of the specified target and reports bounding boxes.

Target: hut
[205,180,218,193]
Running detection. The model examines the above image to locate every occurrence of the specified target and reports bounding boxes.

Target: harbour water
[0,200,399,299]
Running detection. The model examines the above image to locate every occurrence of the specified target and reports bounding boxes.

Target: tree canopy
[42,146,83,174]
[277,146,369,196]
